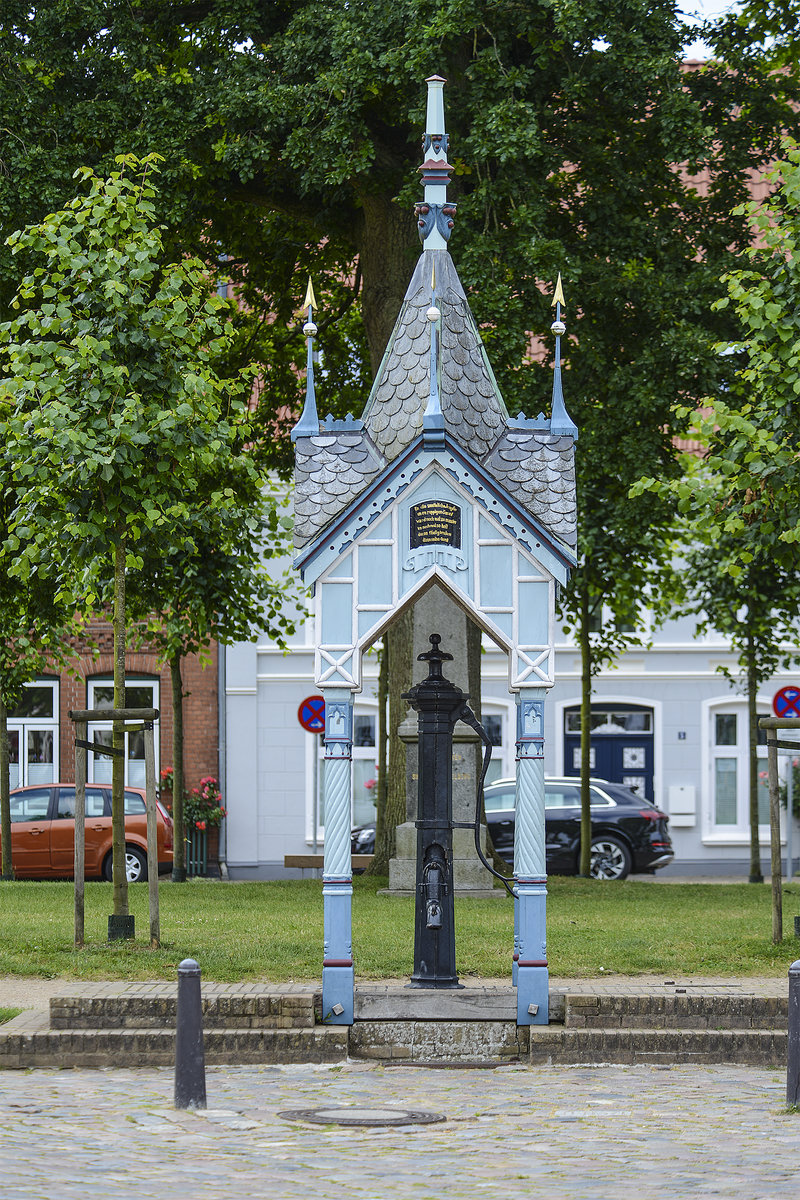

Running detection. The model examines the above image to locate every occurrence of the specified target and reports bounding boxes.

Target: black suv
[485,776,674,880]
[350,776,674,881]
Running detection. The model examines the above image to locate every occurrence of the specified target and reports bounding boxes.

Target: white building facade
[222,607,800,879]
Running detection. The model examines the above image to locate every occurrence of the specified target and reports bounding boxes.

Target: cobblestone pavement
[0,1061,797,1199]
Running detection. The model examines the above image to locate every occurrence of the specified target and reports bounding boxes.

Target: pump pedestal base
[406,979,465,990]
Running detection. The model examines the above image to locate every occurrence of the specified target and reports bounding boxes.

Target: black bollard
[174,958,207,1110]
[789,960,800,1107]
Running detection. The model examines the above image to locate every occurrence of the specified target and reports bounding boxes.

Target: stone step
[348,1021,790,1067]
[0,1012,346,1070]
[529,1026,789,1068]
[354,985,517,1022]
[564,993,789,1030]
[1,1009,790,1069]
[49,987,320,1030]
[350,1018,525,1063]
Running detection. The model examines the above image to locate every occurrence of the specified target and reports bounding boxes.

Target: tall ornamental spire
[291,277,320,442]
[415,75,456,249]
[548,273,578,439]
[423,261,445,445]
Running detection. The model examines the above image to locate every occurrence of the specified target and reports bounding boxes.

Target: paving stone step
[49,988,320,1030]
[564,993,789,1030]
[0,1011,790,1069]
[529,1026,789,1068]
[0,1013,346,1070]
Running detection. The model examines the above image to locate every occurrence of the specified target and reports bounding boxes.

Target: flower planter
[186,825,221,878]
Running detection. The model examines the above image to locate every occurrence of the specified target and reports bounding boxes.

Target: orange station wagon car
[4,783,173,882]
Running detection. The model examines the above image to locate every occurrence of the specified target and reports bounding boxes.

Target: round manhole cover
[278,1106,445,1127]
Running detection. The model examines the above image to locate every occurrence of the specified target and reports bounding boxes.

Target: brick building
[8,618,219,795]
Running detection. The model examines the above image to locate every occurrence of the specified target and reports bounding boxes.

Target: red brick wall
[55,622,218,791]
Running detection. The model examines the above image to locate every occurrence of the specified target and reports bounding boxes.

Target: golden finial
[551,272,565,309]
[431,262,437,292]
[302,276,318,313]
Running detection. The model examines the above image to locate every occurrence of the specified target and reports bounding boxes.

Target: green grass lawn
[0,875,798,982]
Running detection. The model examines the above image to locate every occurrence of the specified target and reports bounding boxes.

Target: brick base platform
[0,977,790,1070]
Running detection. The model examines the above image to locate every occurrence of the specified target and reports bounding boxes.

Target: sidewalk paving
[0,1060,797,1199]
[0,972,790,1013]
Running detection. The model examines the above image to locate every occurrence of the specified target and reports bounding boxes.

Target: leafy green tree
[0,532,79,879]
[126,487,301,881]
[0,155,262,917]
[1,2,795,875]
[634,140,800,879]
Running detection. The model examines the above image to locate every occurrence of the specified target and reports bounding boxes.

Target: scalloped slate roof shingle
[485,431,577,548]
[361,250,508,461]
[293,248,577,555]
[294,431,383,550]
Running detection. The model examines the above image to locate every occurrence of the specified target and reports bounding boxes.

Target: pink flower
[364,778,376,790]
[196,820,207,831]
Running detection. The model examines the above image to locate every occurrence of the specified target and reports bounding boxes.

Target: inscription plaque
[409,501,461,549]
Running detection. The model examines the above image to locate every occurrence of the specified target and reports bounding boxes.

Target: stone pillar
[514,689,549,1025]
[321,688,354,1024]
[387,585,495,895]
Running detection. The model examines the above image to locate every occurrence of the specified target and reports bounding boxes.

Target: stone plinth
[387,586,497,895]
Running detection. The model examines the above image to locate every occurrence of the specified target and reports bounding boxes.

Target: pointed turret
[292,74,578,556]
[291,278,320,441]
[548,273,578,439]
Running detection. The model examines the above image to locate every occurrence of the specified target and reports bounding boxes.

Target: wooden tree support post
[760,716,800,945]
[69,706,160,945]
[144,720,160,947]
[73,719,87,948]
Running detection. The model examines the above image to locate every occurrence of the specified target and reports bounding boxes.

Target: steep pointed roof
[361,250,508,462]
[292,74,578,558]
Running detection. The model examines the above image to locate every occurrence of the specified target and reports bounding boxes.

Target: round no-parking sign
[773,686,800,719]
[298,695,326,733]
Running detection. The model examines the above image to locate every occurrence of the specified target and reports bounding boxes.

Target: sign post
[298,697,325,858]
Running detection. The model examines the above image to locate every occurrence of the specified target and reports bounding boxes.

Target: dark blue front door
[563,704,654,802]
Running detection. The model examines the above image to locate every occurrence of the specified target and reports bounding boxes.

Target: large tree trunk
[378,607,414,866]
[112,533,129,916]
[579,579,593,878]
[365,642,389,875]
[357,191,417,374]
[747,636,763,884]
[0,694,13,880]
[466,615,507,873]
[170,651,187,882]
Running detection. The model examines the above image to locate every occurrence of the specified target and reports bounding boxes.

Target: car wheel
[102,846,148,883]
[589,836,632,881]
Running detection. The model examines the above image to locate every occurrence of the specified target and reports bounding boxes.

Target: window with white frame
[709,703,769,834]
[481,702,514,785]
[7,680,59,788]
[313,704,379,839]
[87,679,159,788]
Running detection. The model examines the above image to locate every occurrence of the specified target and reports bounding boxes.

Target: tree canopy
[0,154,282,908]
[1,1,795,467]
[2,1,797,877]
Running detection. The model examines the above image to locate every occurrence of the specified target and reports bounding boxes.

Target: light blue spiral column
[514,689,548,1025]
[321,688,354,1024]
